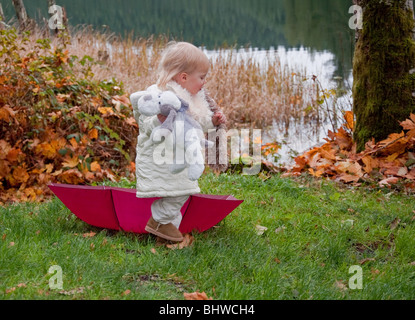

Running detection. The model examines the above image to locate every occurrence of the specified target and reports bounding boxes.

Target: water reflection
[1,0,354,77]
[0,0,354,163]
[206,46,352,165]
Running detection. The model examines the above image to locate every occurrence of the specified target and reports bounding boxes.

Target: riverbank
[52,27,351,165]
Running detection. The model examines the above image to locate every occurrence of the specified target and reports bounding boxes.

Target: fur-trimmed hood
[165,81,215,133]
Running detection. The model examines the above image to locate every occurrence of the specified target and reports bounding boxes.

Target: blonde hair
[157,41,210,90]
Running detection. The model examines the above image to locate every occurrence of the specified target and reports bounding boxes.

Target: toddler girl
[130,42,226,242]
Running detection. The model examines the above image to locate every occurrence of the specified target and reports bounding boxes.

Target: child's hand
[158,114,167,123]
[212,112,226,126]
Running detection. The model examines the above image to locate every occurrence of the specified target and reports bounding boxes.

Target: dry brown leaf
[361,156,379,174]
[82,231,96,238]
[344,111,354,131]
[334,280,348,292]
[88,128,98,140]
[379,177,399,187]
[166,233,194,250]
[121,289,131,296]
[90,161,101,172]
[62,155,79,169]
[389,217,401,230]
[183,291,213,300]
[59,169,84,184]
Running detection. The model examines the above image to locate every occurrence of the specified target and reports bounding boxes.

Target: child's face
[174,68,208,95]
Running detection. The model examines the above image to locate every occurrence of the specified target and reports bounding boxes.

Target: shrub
[0,29,138,203]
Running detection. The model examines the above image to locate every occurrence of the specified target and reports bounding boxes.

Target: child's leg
[151,196,190,229]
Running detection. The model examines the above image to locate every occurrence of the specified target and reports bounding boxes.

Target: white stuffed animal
[136,90,213,181]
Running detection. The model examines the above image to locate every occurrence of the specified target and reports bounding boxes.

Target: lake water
[1,0,355,163]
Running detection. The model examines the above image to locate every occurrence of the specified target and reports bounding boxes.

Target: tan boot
[145,217,184,242]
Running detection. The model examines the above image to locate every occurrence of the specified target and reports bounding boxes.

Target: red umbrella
[48,183,243,234]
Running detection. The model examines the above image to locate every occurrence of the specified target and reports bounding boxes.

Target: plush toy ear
[137,93,160,116]
[160,91,181,110]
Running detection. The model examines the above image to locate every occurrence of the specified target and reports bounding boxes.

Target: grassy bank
[1,173,415,300]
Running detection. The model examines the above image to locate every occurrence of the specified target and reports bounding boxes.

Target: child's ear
[179,72,188,82]
[173,72,187,84]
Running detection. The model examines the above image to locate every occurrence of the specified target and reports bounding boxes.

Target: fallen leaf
[183,291,213,300]
[90,161,101,172]
[334,280,348,292]
[82,232,96,238]
[389,217,401,230]
[88,128,98,140]
[59,287,85,295]
[274,226,286,233]
[344,111,354,131]
[166,234,194,250]
[255,225,268,235]
[98,107,114,115]
[122,289,131,296]
[5,287,16,294]
[379,177,399,187]
[62,155,79,169]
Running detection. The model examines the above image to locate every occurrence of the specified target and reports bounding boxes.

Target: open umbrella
[48,183,243,234]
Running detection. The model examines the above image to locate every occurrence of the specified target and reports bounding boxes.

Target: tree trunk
[0,3,5,29]
[353,0,415,151]
[12,0,29,29]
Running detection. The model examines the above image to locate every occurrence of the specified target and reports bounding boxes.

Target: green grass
[1,173,415,300]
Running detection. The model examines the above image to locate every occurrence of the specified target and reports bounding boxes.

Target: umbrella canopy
[48,183,243,234]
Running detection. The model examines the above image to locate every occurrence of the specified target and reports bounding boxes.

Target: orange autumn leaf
[0,105,15,122]
[125,117,138,127]
[379,177,399,187]
[121,289,131,296]
[82,232,96,238]
[111,95,130,106]
[335,127,353,150]
[12,166,30,184]
[0,140,12,159]
[98,107,114,115]
[59,169,84,184]
[88,128,98,140]
[69,137,78,149]
[166,233,194,250]
[90,161,101,172]
[90,96,102,108]
[183,291,212,300]
[36,138,66,159]
[6,148,23,163]
[386,152,400,163]
[83,171,95,181]
[62,155,80,169]
[361,156,379,174]
[0,160,11,178]
[400,114,415,137]
[344,111,354,131]
[339,173,360,183]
